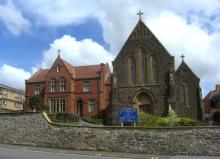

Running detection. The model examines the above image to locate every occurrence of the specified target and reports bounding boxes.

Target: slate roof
[26,58,110,83]
[62,59,75,76]
[27,69,49,83]
[203,89,220,101]
[176,60,200,80]
[74,65,102,79]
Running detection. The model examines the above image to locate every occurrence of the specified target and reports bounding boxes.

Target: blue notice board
[119,108,138,123]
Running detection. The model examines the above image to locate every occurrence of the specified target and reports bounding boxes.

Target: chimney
[216,84,220,92]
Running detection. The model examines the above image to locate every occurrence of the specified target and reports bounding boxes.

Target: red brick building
[25,54,111,117]
[203,84,220,120]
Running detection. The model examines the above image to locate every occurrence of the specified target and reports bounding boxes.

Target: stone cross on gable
[181,54,185,61]
[57,49,61,56]
[137,10,143,20]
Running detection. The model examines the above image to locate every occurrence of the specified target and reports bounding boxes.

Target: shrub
[177,118,198,126]
[48,112,79,123]
[155,117,170,127]
[29,95,47,111]
[84,116,103,125]
[138,112,198,127]
[213,111,220,123]
[138,112,157,127]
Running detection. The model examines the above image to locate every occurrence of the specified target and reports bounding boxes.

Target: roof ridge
[75,64,102,67]
[0,83,25,92]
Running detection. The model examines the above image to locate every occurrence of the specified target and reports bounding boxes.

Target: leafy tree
[213,111,220,123]
[29,95,47,111]
[210,94,220,108]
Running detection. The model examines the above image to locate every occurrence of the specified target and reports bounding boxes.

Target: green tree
[29,95,47,111]
[211,94,220,108]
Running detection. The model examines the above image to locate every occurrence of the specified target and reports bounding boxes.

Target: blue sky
[0,0,220,97]
[0,18,106,72]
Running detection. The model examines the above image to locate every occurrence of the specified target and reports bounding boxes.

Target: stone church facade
[112,18,202,124]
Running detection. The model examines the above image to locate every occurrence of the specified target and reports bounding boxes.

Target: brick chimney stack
[216,84,220,92]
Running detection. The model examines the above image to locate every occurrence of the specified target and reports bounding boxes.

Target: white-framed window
[60,99,65,112]
[50,78,56,92]
[34,85,40,95]
[50,98,65,112]
[88,99,95,112]
[60,78,66,92]
[83,81,90,92]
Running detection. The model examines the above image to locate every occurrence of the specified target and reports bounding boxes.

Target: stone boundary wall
[0,112,219,155]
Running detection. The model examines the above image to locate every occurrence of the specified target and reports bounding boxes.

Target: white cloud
[0,35,113,89]
[15,0,98,26]
[38,35,114,69]
[0,64,31,89]
[5,0,220,95]
[146,11,220,95]
[0,1,31,36]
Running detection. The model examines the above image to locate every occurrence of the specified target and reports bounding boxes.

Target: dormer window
[56,64,60,72]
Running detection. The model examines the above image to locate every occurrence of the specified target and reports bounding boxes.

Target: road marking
[0,146,130,159]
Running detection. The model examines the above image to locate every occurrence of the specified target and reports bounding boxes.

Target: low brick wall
[0,112,219,155]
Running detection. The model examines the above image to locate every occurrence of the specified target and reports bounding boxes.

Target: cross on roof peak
[137,10,144,20]
[181,54,185,61]
[57,49,61,56]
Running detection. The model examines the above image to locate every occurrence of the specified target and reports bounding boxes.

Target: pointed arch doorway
[134,92,154,114]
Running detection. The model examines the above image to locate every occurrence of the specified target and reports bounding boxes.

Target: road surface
[0,144,220,159]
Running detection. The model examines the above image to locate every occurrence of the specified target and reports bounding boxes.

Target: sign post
[119,108,138,127]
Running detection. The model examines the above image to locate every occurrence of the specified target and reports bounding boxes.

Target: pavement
[78,118,104,127]
[0,144,220,159]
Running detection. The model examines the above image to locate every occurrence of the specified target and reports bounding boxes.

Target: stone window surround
[34,85,40,95]
[83,81,90,92]
[60,78,66,92]
[87,99,95,113]
[49,98,66,112]
[50,78,56,92]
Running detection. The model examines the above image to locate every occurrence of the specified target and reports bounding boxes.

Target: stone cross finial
[57,49,61,56]
[137,10,143,20]
[181,54,185,61]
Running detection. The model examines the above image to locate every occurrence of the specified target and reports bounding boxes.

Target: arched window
[50,78,56,92]
[149,55,157,83]
[138,47,145,83]
[60,78,66,92]
[181,83,190,107]
[128,56,136,84]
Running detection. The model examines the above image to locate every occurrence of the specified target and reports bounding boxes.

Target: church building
[111,11,202,124]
